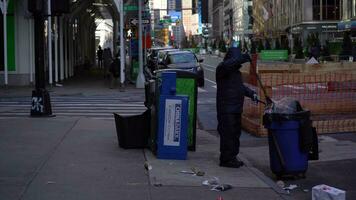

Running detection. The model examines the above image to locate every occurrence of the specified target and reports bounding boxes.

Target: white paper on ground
[312,184,346,200]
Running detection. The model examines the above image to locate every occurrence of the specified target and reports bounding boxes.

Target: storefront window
[313,0,321,20]
[322,0,340,20]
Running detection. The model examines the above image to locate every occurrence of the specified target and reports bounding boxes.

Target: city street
[1,0,356,199]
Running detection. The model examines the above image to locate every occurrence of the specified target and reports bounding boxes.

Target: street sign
[124,5,138,11]
[130,18,150,26]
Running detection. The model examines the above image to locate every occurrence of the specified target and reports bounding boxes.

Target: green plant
[219,39,227,53]
[275,39,281,50]
[257,40,264,52]
[212,40,217,50]
[293,37,304,59]
[340,32,352,59]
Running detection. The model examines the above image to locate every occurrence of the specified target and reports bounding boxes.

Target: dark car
[157,51,205,87]
[147,47,173,72]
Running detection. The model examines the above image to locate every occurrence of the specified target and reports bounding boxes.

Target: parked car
[157,50,205,87]
[147,46,173,72]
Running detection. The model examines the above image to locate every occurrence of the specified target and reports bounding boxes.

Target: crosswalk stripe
[0,95,147,119]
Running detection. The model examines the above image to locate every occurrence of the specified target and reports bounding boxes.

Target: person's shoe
[219,159,244,168]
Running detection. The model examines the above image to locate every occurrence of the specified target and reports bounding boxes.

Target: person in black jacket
[216,46,259,168]
[109,54,120,89]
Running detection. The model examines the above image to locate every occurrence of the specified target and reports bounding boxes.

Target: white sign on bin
[163,99,182,147]
[312,184,346,200]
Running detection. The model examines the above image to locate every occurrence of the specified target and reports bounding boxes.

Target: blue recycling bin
[264,111,310,177]
[157,95,189,160]
[154,71,190,160]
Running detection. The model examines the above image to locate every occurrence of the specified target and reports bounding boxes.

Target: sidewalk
[0,117,286,200]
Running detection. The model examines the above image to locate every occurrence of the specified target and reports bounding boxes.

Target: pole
[54,17,59,83]
[2,0,8,86]
[120,0,125,85]
[34,15,45,90]
[47,0,53,86]
[31,12,53,117]
[29,18,34,84]
[136,0,145,88]
[59,17,64,81]
[64,21,68,79]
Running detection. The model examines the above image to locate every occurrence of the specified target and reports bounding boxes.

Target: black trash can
[114,110,150,149]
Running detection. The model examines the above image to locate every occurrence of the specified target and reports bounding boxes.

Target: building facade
[222,0,253,44]
[212,0,224,40]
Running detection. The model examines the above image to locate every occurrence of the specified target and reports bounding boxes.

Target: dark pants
[217,113,242,163]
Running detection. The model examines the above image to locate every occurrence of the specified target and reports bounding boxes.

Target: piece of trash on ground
[144,162,152,171]
[153,183,162,187]
[46,181,56,184]
[283,184,298,190]
[276,180,285,188]
[191,167,205,176]
[180,170,195,175]
[211,184,232,192]
[202,177,220,186]
[312,184,345,200]
[303,189,309,193]
[180,167,205,176]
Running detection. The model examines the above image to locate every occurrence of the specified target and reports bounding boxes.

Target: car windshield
[169,53,196,64]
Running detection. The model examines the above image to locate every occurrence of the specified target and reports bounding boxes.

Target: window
[169,53,196,64]
[313,0,321,20]
[322,0,340,20]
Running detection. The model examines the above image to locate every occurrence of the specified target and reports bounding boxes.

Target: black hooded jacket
[216,47,255,114]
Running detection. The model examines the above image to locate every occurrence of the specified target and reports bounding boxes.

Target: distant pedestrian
[216,43,259,168]
[97,46,103,68]
[103,48,113,78]
[109,54,120,89]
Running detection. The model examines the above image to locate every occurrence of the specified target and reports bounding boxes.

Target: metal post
[136,0,145,88]
[54,17,59,83]
[29,18,34,84]
[64,21,68,79]
[34,15,45,90]
[120,0,125,85]
[59,17,64,81]
[2,0,8,86]
[48,0,53,86]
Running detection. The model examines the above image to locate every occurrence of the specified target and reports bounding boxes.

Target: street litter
[312,184,345,200]
[276,180,285,188]
[284,184,298,190]
[180,167,205,176]
[180,170,195,175]
[191,167,205,176]
[202,177,220,186]
[211,184,232,192]
[303,189,309,193]
[144,162,152,171]
[46,181,56,184]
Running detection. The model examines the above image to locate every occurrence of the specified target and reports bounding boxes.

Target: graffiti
[31,96,44,113]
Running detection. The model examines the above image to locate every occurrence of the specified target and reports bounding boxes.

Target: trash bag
[269,97,303,114]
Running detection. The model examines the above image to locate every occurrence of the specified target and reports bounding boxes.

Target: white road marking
[198,87,207,93]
